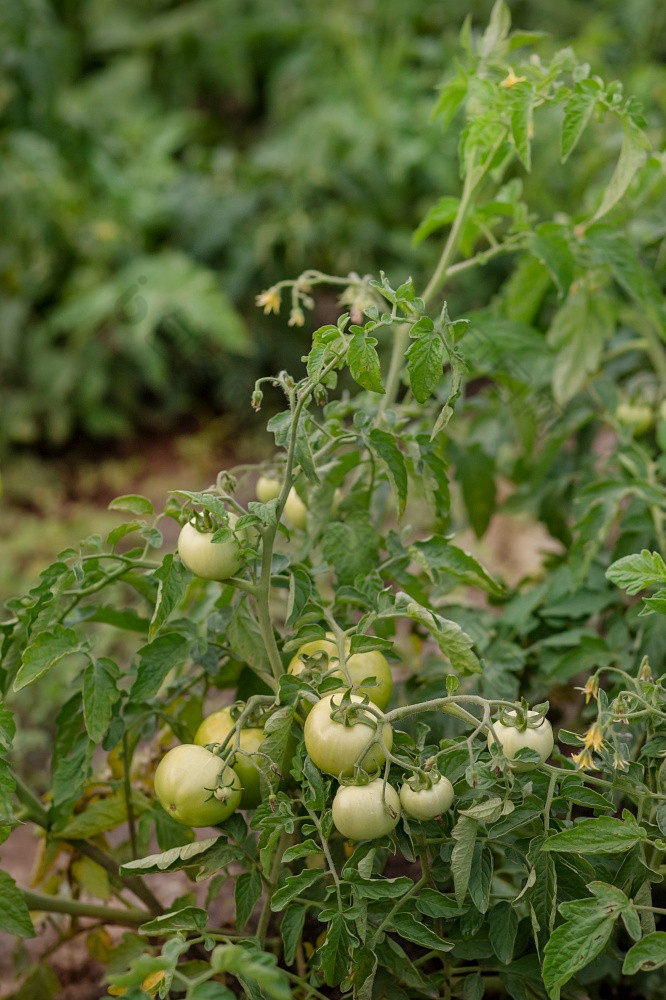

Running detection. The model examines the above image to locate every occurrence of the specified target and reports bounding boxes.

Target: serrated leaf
[348,330,385,394]
[83,657,120,742]
[561,81,600,161]
[0,871,36,938]
[489,900,518,964]
[140,906,208,935]
[622,931,666,975]
[281,905,306,967]
[390,911,454,951]
[369,429,408,516]
[391,593,481,675]
[413,196,460,244]
[405,327,444,403]
[317,913,355,986]
[468,844,493,912]
[109,494,154,516]
[542,816,647,854]
[271,869,323,912]
[531,223,575,297]
[547,289,614,405]
[542,898,618,999]
[54,789,149,839]
[451,815,477,906]
[590,123,650,224]
[150,555,190,637]
[130,633,190,702]
[121,837,221,875]
[411,536,505,596]
[14,625,83,691]
[606,550,666,595]
[235,869,262,929]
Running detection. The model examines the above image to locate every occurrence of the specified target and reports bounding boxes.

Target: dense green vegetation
[1,0,665,450]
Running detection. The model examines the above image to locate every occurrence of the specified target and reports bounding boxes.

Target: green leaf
[369,429,408,516]
[561,81,600,161]
[286,567,312,627]
[140,906,208,935]
[455,444,496,538]
[542,816,648,854]
[109,494,154,516]
[228,598,272,678]
[606,550,666,595]
[542,898,619,999]
[622,931,666,975]
[235,869,262,929]
[509,81,534,170]
[150,554,190,637]
[489,900,518,964]
[416,889,466,918]
[316,913,355,986]
[349,875,414,900]
[14,625,83,692]
[547,289,614,405]
[468,844,493,913]
[281,904,306,967]
[130,633,190,702]
[590,123,650,224]
[281,839,321,862]
[391,593,481,675]
[0,871,36,938]
[413,196,460,245]
[412,536,505,596]
[121,837,222,875]
[390,911,454,951]
[82,657,120,742]
[54,789,148,838]
[271,869,323,912]
[451,815,478,906]
[322,512,380,585]
[531,223,575,297]
[431,75,468,128]
[347,329,385,394]
[405,325,443,402]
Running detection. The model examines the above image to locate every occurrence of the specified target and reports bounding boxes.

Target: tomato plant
[1,5,666,999]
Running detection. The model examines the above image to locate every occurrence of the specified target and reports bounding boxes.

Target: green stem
[22,889,148,927]
[256,834,287,947]
[122,732,138,860]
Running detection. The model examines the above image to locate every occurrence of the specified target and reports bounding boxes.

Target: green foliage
[1,4,666,999]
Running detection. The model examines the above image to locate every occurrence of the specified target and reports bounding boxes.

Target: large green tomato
[256,476,281,503]
[487,712,554,771]
[153,744,241,827]
[332,779,401,840]
[195,708,265,809]
[288,633,393,710]
[283,487,307,530]
[399,773,454,820]
[304,692,392,777]
[177,514,243,581]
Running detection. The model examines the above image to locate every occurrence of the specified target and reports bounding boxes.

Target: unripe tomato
[283,488,307,530]
[304,693,392,777]
[332,779,401,840]
[195,708,264,809]
[616,402,653,436]
[256,476,281,503]
[153,744,241,827]
[288,633,393,709]
[487,712,554,771]
[177,514,244,581]
[399,773,455,820]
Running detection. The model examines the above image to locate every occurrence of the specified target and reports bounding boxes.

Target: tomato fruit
[153,744,241,827]
[256,475,281,503]
[283,487,307,530]
[487,712,554,771]
[332,779,401,840]
[616,402,653,436]
[399,773,454,820]
[177,514,244,581]
[304,692,392,777]
[288,633,393,709]
[195,708,264,809]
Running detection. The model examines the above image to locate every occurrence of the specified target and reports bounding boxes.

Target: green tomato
[194,708,264,809]
[487,712,554,771]
[332,779,401,841]
[256,476,281,503]
[288,632,393,710]
[616,402,653,436]
[283,487,307,530]
[304,693,392,777]
[153,744,241,827]
[177,514,244,581]
[399,773,455,820]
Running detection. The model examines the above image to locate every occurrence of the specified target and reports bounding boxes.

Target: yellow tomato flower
[500,68,527,88]
[582,722,605,753]
[255,288,281,315]
[571,749,595,771]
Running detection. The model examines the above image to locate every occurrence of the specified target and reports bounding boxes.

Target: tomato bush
[1,5,666,999]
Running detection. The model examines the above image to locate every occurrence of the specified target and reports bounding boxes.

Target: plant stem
[22,889,148,927]
[256,834,287,947]
[122,732,138,860]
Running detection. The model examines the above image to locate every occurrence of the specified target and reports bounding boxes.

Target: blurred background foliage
[1,0,665,454]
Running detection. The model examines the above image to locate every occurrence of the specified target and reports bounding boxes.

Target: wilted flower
[288,307,305,327]
[571,749,595,771]
[255,288,281,315]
